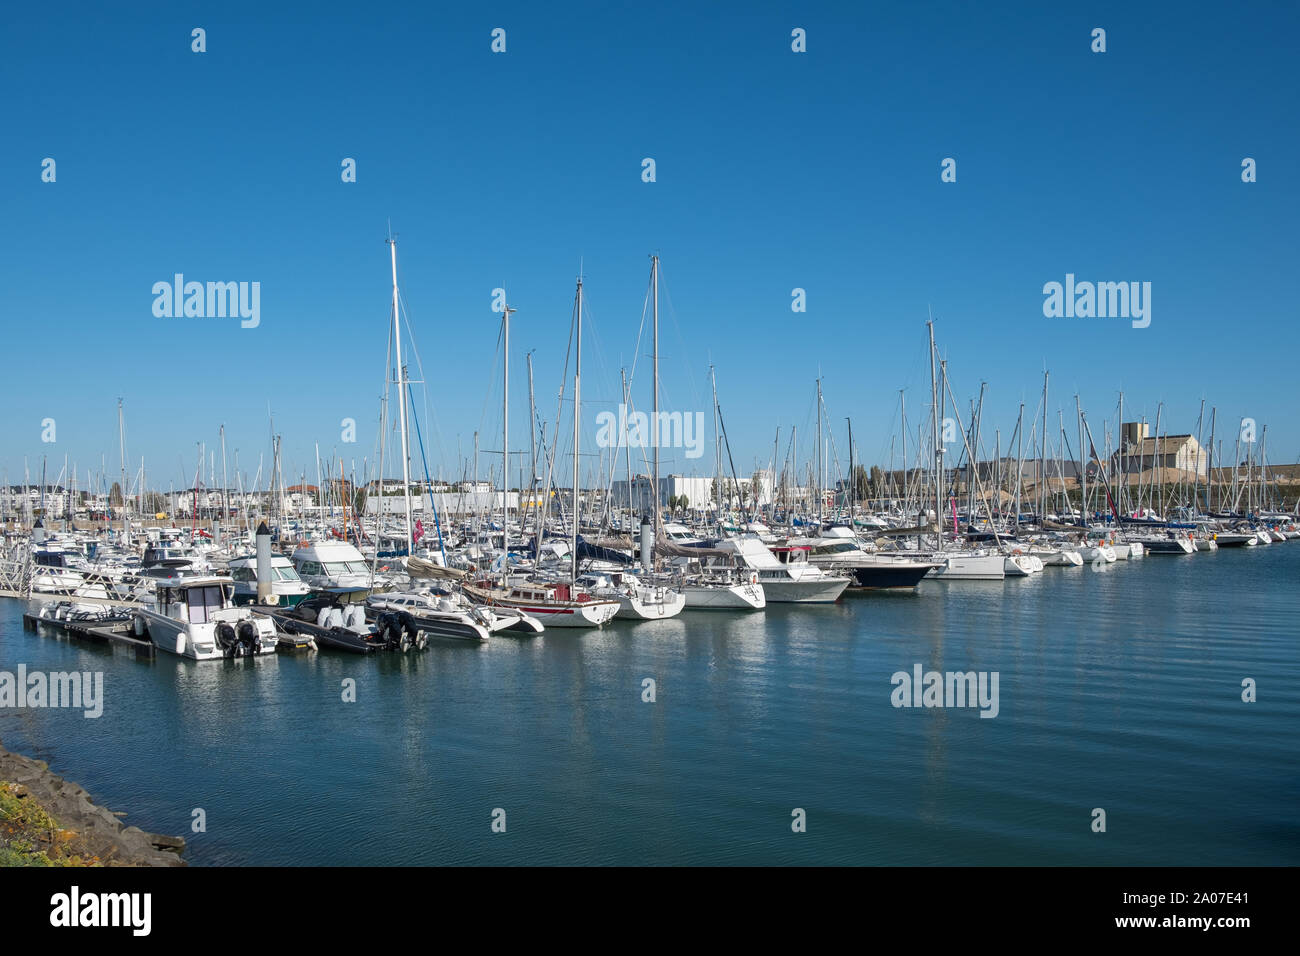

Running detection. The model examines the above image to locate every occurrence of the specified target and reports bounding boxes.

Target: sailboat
[468,272,619,627]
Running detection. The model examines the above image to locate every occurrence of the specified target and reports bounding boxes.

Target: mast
[846,417,854,526]
[387,237,415,555]
[622,369,633,517]
[651,255,660,528]
[571,273,583,584]
[711,366,721,530]
[527,350,537,534]
[220,425,229,538]
[117,398,130,545]
[930,319,941,548]
[815,377,823,525]
[503,297,515,580]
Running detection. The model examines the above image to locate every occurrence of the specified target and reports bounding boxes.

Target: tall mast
[815,377,823,525]
[117,398,130,544]
[711,365,721,530]
[526,350,537,526]
[846,417,854,525]
[622,368,633,516]
[927,318,941,547]
[503,298,514,579]
[220,425,229,537]
[387,237,414,555]
[651,255,659,526]
[899,390,907,513]
[571,274,583,584]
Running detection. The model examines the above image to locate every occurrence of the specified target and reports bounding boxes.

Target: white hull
[756,573,850,603]
[498,600,619,628]
[1004,554,1044,576]
[1028,549,1083,567]
[139,610,277,660]
[1081,545,1116,564]
[928,553,1006,580]
[614,588,686,620]
[681,581,766,610]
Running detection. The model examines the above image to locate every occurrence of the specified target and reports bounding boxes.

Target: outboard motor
[215,622,240,658]
[237,620,261,655]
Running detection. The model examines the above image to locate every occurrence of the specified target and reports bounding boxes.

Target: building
[1114,423,1207,478]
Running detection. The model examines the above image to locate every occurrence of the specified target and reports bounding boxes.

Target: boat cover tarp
[406,555,468,580]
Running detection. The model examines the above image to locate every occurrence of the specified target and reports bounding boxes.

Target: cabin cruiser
[292,540,389,589]
[131,572,278,660]
[794,527,940,589]
[711,537,850,603]
[227,553,311,607]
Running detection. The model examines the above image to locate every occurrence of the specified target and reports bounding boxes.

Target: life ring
[1012,548,1023,556]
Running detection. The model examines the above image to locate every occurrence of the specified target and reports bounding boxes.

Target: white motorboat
[712,537,850,602]
[132,572,278,660]
[227,553,310,607]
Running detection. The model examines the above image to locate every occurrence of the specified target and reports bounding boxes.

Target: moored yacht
[227,553,310,607]
[132,572,278,660]
[712,537,851,602]
[461,578,620,628]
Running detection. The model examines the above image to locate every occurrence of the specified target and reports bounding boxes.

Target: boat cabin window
[273,566,302,582]
[299,561,322,576]
[185,585,225,624]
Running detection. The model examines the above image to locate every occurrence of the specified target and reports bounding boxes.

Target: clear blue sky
[3,0,1297,494]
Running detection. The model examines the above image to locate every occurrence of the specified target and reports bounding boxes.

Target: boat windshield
[273,566,303,582]
[323,561,369,575]
[186,585,225,624]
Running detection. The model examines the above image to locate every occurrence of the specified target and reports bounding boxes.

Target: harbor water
[2,544,1297,866]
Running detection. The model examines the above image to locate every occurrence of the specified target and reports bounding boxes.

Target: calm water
[2,545,1297,866]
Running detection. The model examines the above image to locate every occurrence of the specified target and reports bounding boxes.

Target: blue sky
[2,0,1297,494]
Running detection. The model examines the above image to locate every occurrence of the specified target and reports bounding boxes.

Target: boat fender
[132,615,147,638]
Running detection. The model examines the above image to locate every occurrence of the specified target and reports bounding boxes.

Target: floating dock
[22,611,155,655]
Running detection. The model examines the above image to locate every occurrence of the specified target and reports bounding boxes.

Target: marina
[1,5,1296,919]
[2,538,1297,866]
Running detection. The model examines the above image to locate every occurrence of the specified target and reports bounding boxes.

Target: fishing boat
[131,572,279,660]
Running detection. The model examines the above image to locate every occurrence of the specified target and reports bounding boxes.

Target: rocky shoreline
[0,740,185,866]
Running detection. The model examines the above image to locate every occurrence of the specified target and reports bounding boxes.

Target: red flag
[414,519,424,543]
